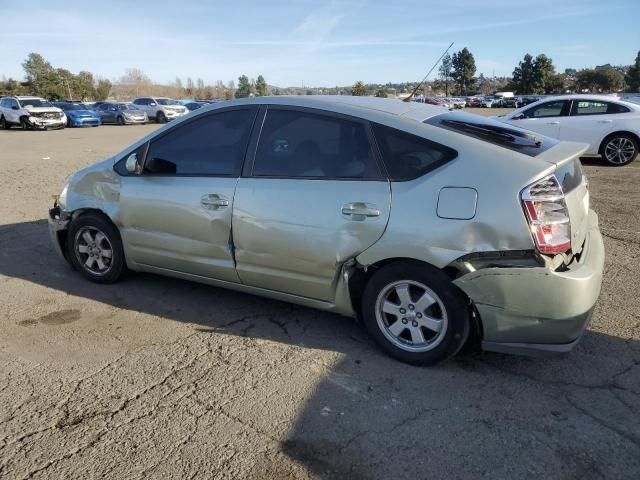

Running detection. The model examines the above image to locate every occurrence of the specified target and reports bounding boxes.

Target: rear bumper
[48,203,71,262]
[453,210,604,355]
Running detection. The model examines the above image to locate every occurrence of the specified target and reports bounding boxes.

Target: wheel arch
[598,130,640,154]
[348,256,483,347]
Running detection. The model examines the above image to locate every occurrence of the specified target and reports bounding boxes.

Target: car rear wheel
[361,261,470,365]
[600,134,638,166]
[67,213,125,284]
[156,111,167,123]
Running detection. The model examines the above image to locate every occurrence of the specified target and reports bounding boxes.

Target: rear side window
[573,100,629,115]
[371,123,457,181]
[144,109,256,176]
[253,109,381,179]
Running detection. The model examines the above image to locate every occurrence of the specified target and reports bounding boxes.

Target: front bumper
[454,210,605,355]
[123,116,147,124]
[48,203,71,262]
[70,117,101,127]
[27,117,65,130]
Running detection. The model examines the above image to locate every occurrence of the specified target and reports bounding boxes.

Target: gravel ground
[0,112,639,480]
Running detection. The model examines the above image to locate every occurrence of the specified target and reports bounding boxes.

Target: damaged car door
[232,106,391,301]
[117,107,258,282]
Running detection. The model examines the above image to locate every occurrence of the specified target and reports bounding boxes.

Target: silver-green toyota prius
[48,96,604,365]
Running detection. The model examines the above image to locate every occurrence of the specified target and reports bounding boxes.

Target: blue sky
[0,0,638,87]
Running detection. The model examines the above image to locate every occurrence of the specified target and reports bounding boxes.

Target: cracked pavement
[1,119,639,479]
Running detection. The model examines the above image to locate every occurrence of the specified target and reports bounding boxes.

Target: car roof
[205,95,448,123]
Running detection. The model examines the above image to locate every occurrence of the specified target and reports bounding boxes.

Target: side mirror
[149,102,157,106]
[512,113,524,120]
[125,153,142,175]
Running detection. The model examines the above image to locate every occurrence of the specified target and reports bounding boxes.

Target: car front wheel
[67,213,125,284]
[156,111,167,123]
[361,261,470,365]
[600,134,638,166]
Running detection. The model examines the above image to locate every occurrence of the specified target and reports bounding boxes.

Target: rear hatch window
[425,112,558,157]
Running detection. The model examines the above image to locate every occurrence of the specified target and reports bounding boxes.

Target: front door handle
[341,202,380,221]
[200,194,229,210]
[546,121,560,125]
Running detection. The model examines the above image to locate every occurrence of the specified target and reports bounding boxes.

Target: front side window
[252,109,381,179]
[573,100,629,115]
[144,108,256,176]
[522,100,568,118]
[374,123,457,180]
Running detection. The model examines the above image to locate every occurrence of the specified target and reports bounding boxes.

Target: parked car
[518,96,540,107]
[131,97,188,123]
[53,102,101,127]
[502,97,520,108]
[481,96,503,108]
[48,96,604,365]
[0,96,66,130]
[496,95,640,166]
[95,103,148,125]
[466,97,483,108]
[450,98,466,109]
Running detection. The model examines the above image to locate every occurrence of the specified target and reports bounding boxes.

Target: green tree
[22,53,57,96]
[438,53,452,96]
[375,87,388,98]
[255,75,268,96]
[625,50,640,92]
[235,75,252,98]
[75,71,95,100]
[95,79,112,101]
[351,80,367,96]
[577,68,624,92]
[511,53,536,94]
[451,48,476,95]
[532,54,556,94]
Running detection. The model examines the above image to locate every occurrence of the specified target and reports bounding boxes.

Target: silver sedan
[48,96,604,365]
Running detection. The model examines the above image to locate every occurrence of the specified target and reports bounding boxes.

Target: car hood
[66,110,98,116]
[24,106,63,114]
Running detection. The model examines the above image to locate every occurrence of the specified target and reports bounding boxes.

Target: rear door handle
[546,121,560,125]
[597,119,612,124]
[200,194,229,210]
[341,202,380,221]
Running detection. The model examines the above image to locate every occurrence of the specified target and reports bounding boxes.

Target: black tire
[0,115,9,130]
[361,261,470,365]
[156,111,167,123]
[67,212,125,284]
[599,133,638,166]
[117,115,125,126]
[67,117,72,128]
[20,117,30,130]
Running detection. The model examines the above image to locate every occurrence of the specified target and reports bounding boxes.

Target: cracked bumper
[454,210,604,354]
[48,203,71,262]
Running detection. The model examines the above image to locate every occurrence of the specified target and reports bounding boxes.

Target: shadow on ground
[1,219,639,479]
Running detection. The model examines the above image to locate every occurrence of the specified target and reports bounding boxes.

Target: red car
[424,97,446,107]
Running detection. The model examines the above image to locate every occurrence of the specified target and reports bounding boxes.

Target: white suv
[131,97,188,123]
[0,96,66,130]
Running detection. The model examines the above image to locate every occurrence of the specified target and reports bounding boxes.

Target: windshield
[157,98,179,105]
[20,98,53,108]
[116,103,135,110]
[60,103,88,111]
[425,112,559,157]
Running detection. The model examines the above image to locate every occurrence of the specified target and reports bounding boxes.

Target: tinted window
[522,100,567,118]
[253,109,380,179]
[373,123,457,180]
[574,100,629,115]
[145,109,255,176]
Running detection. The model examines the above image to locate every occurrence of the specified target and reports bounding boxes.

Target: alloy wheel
[375,280,448,353]
[604,137,637,165]
[74,226,114,276]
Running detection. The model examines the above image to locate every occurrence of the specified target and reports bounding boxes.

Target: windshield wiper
[441,119,543,148]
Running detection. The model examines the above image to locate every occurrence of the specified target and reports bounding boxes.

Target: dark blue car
[53,102,101,127]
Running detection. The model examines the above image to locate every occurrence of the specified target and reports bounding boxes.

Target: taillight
[521,174,571,254]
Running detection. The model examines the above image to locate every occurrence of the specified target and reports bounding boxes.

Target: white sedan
[495,95,639,166]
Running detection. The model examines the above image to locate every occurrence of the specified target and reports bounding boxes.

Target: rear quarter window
[371,123,457,181]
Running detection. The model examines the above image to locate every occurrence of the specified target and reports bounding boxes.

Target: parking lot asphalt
[0,112,639,479]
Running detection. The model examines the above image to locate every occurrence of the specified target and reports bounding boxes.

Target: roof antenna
[403,41,454,102]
